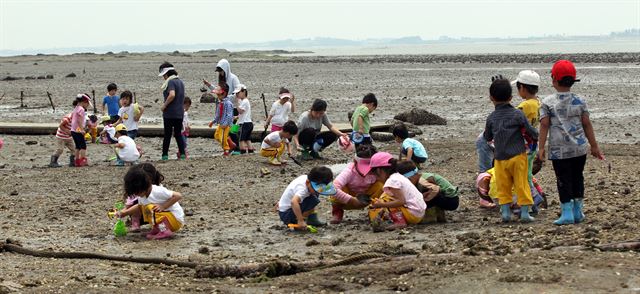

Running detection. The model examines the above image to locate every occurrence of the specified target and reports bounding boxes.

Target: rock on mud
[200,93,216,103]
[394,108,447,125]
[65,73,77,78]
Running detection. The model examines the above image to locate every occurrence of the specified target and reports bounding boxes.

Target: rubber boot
[146,225,160,239]
[386,209,408,231]
[69,155,75,167]
[573,198,585,223]
[435,207,447,223]
[500,204,512,222]
[553,201,575,225]
[227,137,237,151]
[49,155,61,168]
[74,158,82,167]
[80,157,88,167]
[305,213,326,227]
[149,219,174,240]
[330,204,344,224]
[520,205,535,223]
[421,207,438,224]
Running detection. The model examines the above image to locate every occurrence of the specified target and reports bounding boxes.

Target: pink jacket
[332,162,378,204]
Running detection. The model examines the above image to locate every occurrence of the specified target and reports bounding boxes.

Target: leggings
[162,118,186,157]
[298,128,338,150]
[551,155,586,204]
[426,192,459,211]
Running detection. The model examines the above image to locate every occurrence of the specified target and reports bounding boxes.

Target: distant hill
[1,29,638,56]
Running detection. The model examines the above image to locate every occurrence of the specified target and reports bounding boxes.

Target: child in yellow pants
[209,84,235,156]
[260,121,297,165]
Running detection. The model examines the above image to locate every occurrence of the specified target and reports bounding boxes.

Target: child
[114,90,143,140]
[113,124,140,166]
[265,88,295,132]
[102,83,120,121]
[115,164,185,240]
[277,166,335,229]
[392,124,428,167]
[181,97,192,158]
[513,70,544,202]
[538,60,603,225]
[483,76,538,222]
[86,114,99,143]
[70,94,92,167]
[368,152,426,231]
[234,84,255,154]
[49,113,74,167]
[350,93,377,146]
[476,168,547,211]
[260,121,298,165]
[208,84,235,156]
[397,160,458,223]
[99,116,117,144]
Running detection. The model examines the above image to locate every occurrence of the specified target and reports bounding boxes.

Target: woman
[158,62,186,160]
[295,99,349,159]
[203,58,240,100]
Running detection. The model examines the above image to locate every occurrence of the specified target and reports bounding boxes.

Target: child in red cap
[538,60,604,225]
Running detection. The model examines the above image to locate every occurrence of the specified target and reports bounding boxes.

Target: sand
[0,52,639,293]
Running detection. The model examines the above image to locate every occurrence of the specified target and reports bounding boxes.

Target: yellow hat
[115,124,127,132]
[101,115,111,123]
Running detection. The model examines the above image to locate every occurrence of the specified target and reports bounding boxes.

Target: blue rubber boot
[573,198,585,223]
[500,204,512,222]
[520,205,535,223]
[553,201,575,225]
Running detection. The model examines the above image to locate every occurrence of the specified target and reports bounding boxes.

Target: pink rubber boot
[148,219,174,240]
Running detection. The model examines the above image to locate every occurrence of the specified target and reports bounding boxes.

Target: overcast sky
[1,0,638,52]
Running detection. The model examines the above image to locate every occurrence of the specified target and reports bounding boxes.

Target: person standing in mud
[295,99,349,160]
[158,62,186,160]
[203,59,240,101]
[538,60,604,225]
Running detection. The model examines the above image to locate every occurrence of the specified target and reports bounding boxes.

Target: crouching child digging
[277,166,336,230]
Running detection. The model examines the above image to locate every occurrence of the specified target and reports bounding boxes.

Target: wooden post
[133,92,137,104]
[91,89,97,114]
[46,91,55,112]
[20,91,24,108]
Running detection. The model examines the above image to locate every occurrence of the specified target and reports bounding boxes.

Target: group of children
[105,59,603,240]
[50,84,144,167]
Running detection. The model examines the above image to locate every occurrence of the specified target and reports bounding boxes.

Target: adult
[330,145,384,224]
[158,62,186,160]
[295,99,349,159]
[203,59,240,100]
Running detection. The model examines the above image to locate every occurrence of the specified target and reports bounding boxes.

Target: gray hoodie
[208,59,240,100]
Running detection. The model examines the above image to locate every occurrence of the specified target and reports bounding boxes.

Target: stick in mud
[91,89,97,113]
[46,91,55,112]
[20,91,24,108]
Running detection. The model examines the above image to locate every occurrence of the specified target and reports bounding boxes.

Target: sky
[0,0,639,52]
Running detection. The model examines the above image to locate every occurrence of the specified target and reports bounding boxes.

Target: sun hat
[354,157,373,175]
[77,93,93,108]
[310,181,337,196]
[232,84,247,94]
[369,152,394,168]
[115,124,127,132]
[279,92,292,99]
[511,70,541,86]
[100,115,111,124]
[158,66,175,77]
[551,60,580,82]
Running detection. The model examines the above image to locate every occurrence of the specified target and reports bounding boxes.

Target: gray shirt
[539,92,589,160]
[297,111,332,134]
[484,103,538,160]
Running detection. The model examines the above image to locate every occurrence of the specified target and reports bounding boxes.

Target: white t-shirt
[237,99,252,124]
[104,125,116,141]
[278,175,313,212]
[261,131,288,149]
[269,101,292,126]
[182,111,189,133]
[383,173,427,218]
[118,105,138,130]
[116,136,140,162]
[138,185,185,224]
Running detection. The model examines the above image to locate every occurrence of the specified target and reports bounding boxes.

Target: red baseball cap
[551,60,580,82]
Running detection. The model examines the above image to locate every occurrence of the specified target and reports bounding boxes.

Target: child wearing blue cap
[277,166,336,229]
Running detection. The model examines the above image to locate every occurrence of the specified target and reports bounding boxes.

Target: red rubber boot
[330,204,344,224]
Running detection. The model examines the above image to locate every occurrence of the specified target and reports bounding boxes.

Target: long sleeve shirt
[484,103,538,160]
[214,97,234,126]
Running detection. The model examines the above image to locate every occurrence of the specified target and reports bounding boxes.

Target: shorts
[110,115,120,122]
[278,195,320,225]
[127,129,138,140]
[70,131,87,150]
[271,124,283,132]
[140,204,182,232]
[239,122,254,141]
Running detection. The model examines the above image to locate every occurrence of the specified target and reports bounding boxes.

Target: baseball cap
[77,93,93,108]
[551,60,580,82]
[215,66,223,72]
[511,70,540,86]
[310,181,337,196]
[158,66,175,77]
[115,124,127,132]
[232,84,247,94]
[369,152,394,168]
[279,92,292,99]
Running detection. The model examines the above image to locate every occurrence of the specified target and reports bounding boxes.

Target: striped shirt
[484,103,538,160]
[56,114,72,140]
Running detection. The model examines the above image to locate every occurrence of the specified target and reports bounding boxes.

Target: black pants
[551,155,586,204]
[426,192,459,211]
[354,137,373,148]
[298,128,337,150]
[162,118,186,157]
